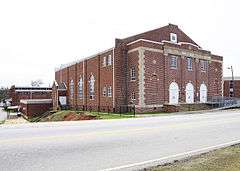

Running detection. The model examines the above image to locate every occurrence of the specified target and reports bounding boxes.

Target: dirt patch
[63,112,97,121]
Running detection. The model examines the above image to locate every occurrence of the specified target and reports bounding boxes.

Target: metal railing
[207,96,240,108]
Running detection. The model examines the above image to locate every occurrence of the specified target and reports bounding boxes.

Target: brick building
[54,24,223,112]
[9,86,52,106]
[224,77,240,97]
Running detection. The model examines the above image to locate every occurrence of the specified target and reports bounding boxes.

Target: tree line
[0,87,9,102]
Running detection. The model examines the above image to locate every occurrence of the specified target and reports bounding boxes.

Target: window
[130,67,136,81]
[200,60,208,71]
[78,77,83,99]
[187,57,193,71]
[89,75,95,99]
[107,86,112,97]
[103,87,107,97]
[131,92,136,101]
[108,55,112,66]
[103,56,107,67]
[170,55,178,69]
[70,80,74,99]
[170,33,177,43]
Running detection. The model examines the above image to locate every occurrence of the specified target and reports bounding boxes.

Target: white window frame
[170,55,178,69]
[130,67,136,81]
[108,55,112,66]
[107,86,112,97]
[103,56,107,67]
[187,57,193,71]
[200,60,208,71]
[89,75,95,99]
[70,79,74,99]
[170,33,177,43]
[78,77,83,99]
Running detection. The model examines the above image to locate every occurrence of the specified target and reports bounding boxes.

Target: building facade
[54,24,223,112]
[9,86,52,106]
[224,77,240,98]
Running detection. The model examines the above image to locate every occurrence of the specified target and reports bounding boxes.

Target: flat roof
[20,99,52,105]
[224,77,240,81]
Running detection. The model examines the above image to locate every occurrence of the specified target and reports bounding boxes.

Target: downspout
[112,47,115,108]
[123,47,129,106]
[98,55,101,109]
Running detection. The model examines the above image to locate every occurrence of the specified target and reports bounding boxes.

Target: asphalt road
[1,110,240,171]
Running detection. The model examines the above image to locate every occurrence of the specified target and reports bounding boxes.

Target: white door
[186,83,194,103]
[169,82,179,105]
[200,84,207,103]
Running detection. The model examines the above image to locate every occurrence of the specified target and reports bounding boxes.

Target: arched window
[200,83,207,103]
[70,79,74,99]
[108,55,112,66]
[185,83,194,103]
[169,82,179,104]
[89,75,95,99]
[78,77,83,99]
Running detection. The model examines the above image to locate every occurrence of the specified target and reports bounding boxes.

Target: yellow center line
[0,117,240,145]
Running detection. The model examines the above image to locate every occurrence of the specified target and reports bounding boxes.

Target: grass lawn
[0,120,5,124]
[148,144,240,171]
[30,110,135,122]
[86,111,134,119]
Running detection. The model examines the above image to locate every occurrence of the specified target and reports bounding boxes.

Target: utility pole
[227,66,234,97]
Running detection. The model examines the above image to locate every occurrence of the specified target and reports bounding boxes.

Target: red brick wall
[128,50,139,105]
[144,50,165,105]
[55,24,223,112]
[224,80,240,97]
[208,61,223,97]
[68,64,77,108]
[21,103,52,118]
[99,51,113,107]
[10,87,52,106]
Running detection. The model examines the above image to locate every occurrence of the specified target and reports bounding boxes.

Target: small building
[224,77,240,97]
[52,81,67,110]
[9,86,52,106]
[20,99,52,118]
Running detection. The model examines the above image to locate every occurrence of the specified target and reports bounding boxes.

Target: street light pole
[227,66,234,97]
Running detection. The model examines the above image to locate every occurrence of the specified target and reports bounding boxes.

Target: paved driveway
[0,107,7,122]
[0,110,240,171]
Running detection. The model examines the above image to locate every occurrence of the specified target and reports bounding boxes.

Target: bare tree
[31,79,43,87]
[0,87,9,102]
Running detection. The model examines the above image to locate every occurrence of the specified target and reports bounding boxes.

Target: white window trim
[130,67,136,81]
[187,57,193,71]
[89,75,95,100]
[103,56,107,67]
[78,77,83,99]
[108,55,112,66]
[170,55,178,69]
[70,80,74,99]
[170,33,177,43]
[200,60,208,72]
[107,86,112,97]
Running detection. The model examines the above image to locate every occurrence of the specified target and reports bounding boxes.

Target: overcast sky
[0,0,239,87]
